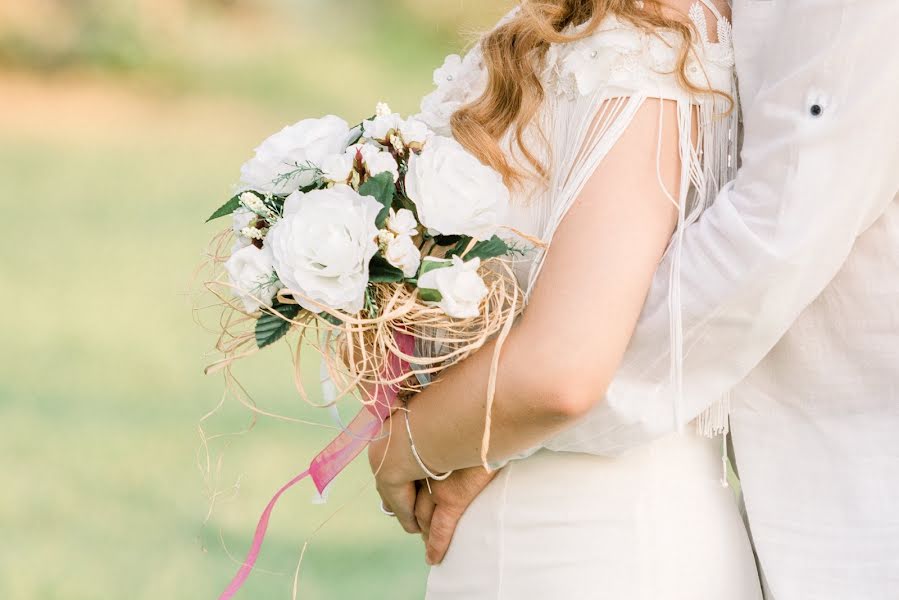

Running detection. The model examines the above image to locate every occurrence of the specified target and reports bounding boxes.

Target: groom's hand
[414,467,497,565]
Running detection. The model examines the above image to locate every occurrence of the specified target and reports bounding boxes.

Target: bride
[369,0,763,597]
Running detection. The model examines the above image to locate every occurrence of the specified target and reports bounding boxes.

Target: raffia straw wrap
[202,227,542,468]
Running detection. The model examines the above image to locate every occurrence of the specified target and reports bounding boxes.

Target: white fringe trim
[695,393,732,437]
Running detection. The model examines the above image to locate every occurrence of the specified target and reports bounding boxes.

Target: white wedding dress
[416,2,763,599]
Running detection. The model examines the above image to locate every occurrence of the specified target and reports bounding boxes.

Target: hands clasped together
[368,413,496,566]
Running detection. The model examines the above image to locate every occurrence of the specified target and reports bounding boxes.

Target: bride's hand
[414,467,497,565]
[368,418,423,535]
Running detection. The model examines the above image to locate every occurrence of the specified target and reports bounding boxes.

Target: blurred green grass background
[0,2,511,598]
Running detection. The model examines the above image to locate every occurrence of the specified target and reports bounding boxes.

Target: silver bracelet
[403,408,453,481]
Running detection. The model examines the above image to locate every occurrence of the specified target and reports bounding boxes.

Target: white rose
[224,244,279,313]
[398,118,432,147]
[363,113,402,142]
[239,116,350,195]
[405,136,510,241]
[417,256,488,319]
[320,153,355,184]
[267,185,381,313]
[384,234,421,278]
[232,207,256,249]
[386,208,418,238]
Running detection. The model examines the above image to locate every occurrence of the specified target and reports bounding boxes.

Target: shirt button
[810,104,823,117]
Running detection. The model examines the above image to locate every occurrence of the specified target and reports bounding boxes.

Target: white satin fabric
[427,437,762,600]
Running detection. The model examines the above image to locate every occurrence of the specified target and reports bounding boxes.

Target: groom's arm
[572,0,899,452]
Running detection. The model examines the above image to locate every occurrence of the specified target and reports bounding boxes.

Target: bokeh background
[0,1,512,598]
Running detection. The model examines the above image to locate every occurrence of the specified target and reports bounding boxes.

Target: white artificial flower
[417,256,487,319]
[398,118,432,147]
[320,153,355,184]
[240,226,267,240]
[224,244,280,313]
[377,228,396,251]
[386,208,418,238]
[232,207,256,249]
[267,185,381,314]
[239,116,350,195]
[363,112,402,142]
[280,189,304,218]
[347,143,400,182]
[239,191,262,213]
[365,150,400,181]
[375,102,393,118]
[561,24,643,96]
[405,136,509,241]
[384,234,421,278]
[389,134,405,155]
[238,191,278,225]
[416,50,487,136]
[433,54,464,86]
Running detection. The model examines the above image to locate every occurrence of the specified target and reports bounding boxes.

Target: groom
[411,1,899,598]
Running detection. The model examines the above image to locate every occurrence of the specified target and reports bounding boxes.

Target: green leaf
[255,303,302,349]
[206,194,242,223]
[369,254,405,283]
[358,172,396,228]
[446,236,473,259]
[418,288,443,303]
[418,258,451,278]
[346,124,365,147]
[358,172,395,205]
[396,194,419,221]
[320,312,343,326]
[450,235,510,262]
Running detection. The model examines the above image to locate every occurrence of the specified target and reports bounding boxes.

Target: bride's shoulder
[544,1,734,100]
[415,2,735,132]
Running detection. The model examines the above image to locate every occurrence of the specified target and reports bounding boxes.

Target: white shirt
[546,1,899,598]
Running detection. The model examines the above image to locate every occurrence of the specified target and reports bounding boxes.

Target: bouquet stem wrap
[218,333,415,600]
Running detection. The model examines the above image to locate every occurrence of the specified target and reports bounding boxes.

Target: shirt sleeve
[545,0,899,455]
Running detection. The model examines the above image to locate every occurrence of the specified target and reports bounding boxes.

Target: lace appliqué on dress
[417,49,487,136]
[543,10,734,102]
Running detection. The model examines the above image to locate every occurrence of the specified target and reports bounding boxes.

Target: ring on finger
[380,501,396,517]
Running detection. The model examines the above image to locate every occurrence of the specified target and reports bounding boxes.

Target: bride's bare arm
[370,98,682,526]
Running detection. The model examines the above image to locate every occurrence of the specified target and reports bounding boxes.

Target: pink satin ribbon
[217,333,414,600]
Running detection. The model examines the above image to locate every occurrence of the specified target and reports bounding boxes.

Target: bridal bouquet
[202,103,532,598]
[206,102,526,397]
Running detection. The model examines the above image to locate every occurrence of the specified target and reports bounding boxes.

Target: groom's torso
[730,2,899,598]
[732,200,899,600]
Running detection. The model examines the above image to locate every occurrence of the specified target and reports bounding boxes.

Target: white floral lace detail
[416,49,487,137]
[416,5,735,135]
[544,11,734,101]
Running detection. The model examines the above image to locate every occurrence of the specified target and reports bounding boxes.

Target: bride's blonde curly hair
[452,0,712,186]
